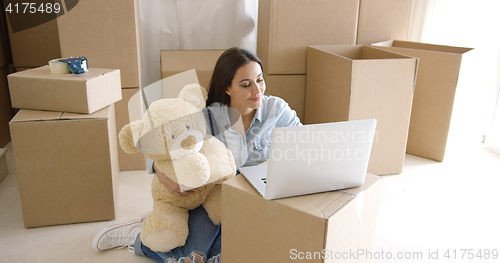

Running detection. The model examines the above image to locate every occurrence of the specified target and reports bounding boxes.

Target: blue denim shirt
[148,95,302,173]
[206,95,302,170]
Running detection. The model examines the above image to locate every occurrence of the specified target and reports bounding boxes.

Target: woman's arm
[153,162,194,197]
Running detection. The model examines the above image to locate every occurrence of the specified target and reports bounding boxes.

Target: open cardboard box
[7,65,121,114]
[9,105,119,227]
[372,40,473,162]
[305,45,417,175]
[222,173,382,262]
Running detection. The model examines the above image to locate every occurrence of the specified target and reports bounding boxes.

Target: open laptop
[239,119,377,200]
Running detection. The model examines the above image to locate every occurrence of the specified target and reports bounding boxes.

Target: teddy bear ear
[179,83,207,109]
[118,122,140,154]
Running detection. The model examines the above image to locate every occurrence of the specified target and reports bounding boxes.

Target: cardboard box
[7,65,121,114]
[222,173,382,262]
[6,17,61,68]
[0,65,14,147]
[57,0,142,88]
[356,0,412,45]
[161,50,224,91]
[263,73,306,121]
[9,105,119,227]
[372,40,473,161]
[257,0,359,75]
[0,148,8,184]
[305,45,417,175]
[116,88,147,171]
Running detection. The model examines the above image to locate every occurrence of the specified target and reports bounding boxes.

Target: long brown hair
[206,47,263,106]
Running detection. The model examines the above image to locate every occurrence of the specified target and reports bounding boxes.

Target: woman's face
[226,61,266,114]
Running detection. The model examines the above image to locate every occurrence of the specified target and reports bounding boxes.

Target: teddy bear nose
[169,130,204,160]
[181,135,197,150]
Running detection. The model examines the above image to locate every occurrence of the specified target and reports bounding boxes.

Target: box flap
[10,109,63,123]
[0,148,6,158]
[373,39,395,47]
[8,65,120,82]
[361,45,415,60]
[10,106,111,123]
[340,173,381,196]
[309,45,414,61]
[373,40,473,56]
[62,105,111,119]
[277,191,354,219]
[390,40,473,54]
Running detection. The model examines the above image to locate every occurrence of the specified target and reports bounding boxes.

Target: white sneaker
[92,219,142,251]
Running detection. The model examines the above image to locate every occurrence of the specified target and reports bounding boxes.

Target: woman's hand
[154,163,194,197]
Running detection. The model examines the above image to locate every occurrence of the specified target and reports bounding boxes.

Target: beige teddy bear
[118,84,236,252]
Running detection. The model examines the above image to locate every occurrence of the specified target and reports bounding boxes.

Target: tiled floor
[1,137,499,262]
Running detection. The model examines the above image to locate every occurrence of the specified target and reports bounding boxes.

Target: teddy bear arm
[201,137,237,184]
[118,123,138,154]
[202,184,222,225]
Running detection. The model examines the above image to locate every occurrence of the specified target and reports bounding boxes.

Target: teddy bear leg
[202,184,222,225]
[140,203,190,252]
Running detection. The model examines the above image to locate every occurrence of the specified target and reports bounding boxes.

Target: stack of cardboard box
[4,0,146,171]
[7,66,122,228]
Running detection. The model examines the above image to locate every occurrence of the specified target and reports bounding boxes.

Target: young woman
[93,47,301,263]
